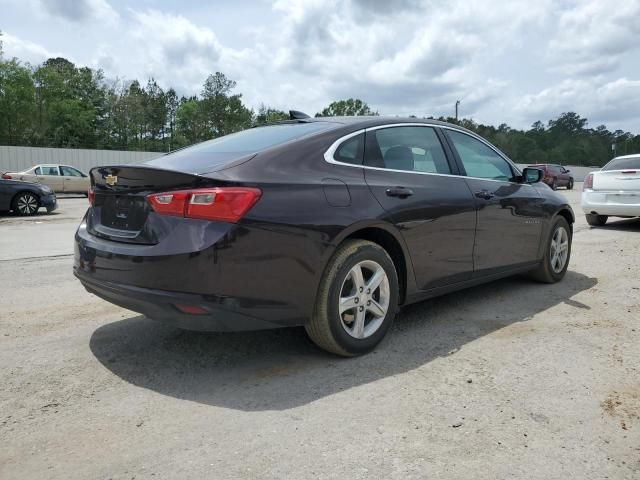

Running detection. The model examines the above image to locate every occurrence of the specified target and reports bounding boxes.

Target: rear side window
[364,126,451,174]
[602,157,640,171]
[446,130,514,181]
[39,166,60,176]
[145,122,337,173]
[334,134,363,165]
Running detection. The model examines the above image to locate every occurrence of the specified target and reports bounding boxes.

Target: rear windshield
[602,156,640,171]
[144,121,337,173]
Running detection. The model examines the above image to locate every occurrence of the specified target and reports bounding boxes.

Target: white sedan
[581,154,640,226]
[1,164,90,194]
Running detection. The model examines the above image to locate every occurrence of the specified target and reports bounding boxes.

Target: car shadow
[90,271,597,411]
[593,218,640,232]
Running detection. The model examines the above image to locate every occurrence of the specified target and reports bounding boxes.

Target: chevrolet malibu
[74,116,574,356]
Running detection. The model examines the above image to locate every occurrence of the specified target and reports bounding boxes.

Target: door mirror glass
[522,167,543,183]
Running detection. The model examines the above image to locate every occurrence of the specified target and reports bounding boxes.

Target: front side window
[446,130,514,181]
[364,126,451,174]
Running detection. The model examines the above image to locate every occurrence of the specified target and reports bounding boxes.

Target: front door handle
[475,190,495,200]
[386,187,414,198]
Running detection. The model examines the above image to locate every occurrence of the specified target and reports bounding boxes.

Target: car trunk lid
[87,165,227,244]
[594,169,640,191]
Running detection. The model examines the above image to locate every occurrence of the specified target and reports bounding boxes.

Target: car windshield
[601,156,640,171]
[144,121,338,172]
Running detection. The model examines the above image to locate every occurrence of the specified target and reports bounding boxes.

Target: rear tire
[586,214,608,226]
[529,216,571,283]
[567,178,574,190]
[306,240,399,356]
[551,178,558,190]
[12,192,40,216]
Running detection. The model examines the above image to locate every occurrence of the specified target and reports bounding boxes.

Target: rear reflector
[1,174,12,179]
[174,304,208,315]
[147,187,261,222]
[584,174,594,189]
[88,188,95,205]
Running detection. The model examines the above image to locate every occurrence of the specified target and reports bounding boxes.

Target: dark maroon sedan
[528,164,574,190]
[75,116,574,356]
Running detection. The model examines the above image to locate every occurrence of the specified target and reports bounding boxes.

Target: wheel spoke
[351,265,365,292]
[367,299,386,318]
[339,295,358,315]
[352,308,365,338]
[366,267,385,293]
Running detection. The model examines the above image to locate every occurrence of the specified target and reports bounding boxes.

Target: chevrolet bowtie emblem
[105,174,118,186]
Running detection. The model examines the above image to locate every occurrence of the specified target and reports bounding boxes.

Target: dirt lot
[1,186,639,479]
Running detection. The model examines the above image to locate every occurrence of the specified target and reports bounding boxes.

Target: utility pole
[455,100,460,121]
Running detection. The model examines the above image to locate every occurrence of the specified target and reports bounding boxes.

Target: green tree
[316,98,377,117]
[0,58,36,144]
[254,104,288,124]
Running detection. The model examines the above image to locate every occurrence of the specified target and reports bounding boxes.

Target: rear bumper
[581,191,640,216]
[74,272,281,331]
[74,216,326,331]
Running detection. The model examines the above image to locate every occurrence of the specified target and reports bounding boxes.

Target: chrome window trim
[323,123,530,186]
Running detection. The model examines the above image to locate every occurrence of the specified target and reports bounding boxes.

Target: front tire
[586,214,608,226]
[567,178,574,190]
[306,240,399,356]
[12,192,40,216]
[529,216,572,283]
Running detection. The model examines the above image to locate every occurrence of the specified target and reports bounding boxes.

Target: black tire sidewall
[325,244,398,355]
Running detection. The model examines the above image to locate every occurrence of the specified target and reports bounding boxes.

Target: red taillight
[147,187,261,223]
[1,174,12,179]
[174,304,208,315]
[88,188,95,205]
[584,174,594,189]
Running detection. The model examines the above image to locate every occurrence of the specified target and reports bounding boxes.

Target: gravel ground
[1,185,639,479]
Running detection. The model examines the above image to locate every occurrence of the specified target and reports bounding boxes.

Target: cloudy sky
[2,0,640,132]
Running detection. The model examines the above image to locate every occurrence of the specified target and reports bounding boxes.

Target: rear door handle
[474,190,495,200]
[386,187,414,198]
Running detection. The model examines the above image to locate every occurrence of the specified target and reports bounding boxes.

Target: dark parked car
[528,164,574,190]
[0,178,58,216]
[74,116,574,356]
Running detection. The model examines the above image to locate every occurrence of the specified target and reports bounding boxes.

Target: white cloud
[3,0,640,131]
[1,33,59,64]
[517,77,640,127]
[39,0,119,25]
[548,0,640,75]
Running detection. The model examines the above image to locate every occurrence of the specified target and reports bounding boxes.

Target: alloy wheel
[17,194,38,215]
[338,260,390,339]
[550,226,569,273]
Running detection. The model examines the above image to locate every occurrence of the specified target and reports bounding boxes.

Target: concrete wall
[0,146,159,174]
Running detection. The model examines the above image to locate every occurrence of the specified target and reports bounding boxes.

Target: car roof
[268,116,478,136]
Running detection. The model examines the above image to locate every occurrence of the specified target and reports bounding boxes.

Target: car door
[442,128,544,276]
[60,166,88,193]
[34,166,63,192]
[559,166,571,186]
[363,125,477,289]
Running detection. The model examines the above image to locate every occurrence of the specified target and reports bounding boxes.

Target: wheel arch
[333,223,413,305]
[11,189,41,208]
[555,207,575,230]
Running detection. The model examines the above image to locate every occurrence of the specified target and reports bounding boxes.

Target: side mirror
[522,167,543,184]
[565,169,571,173]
